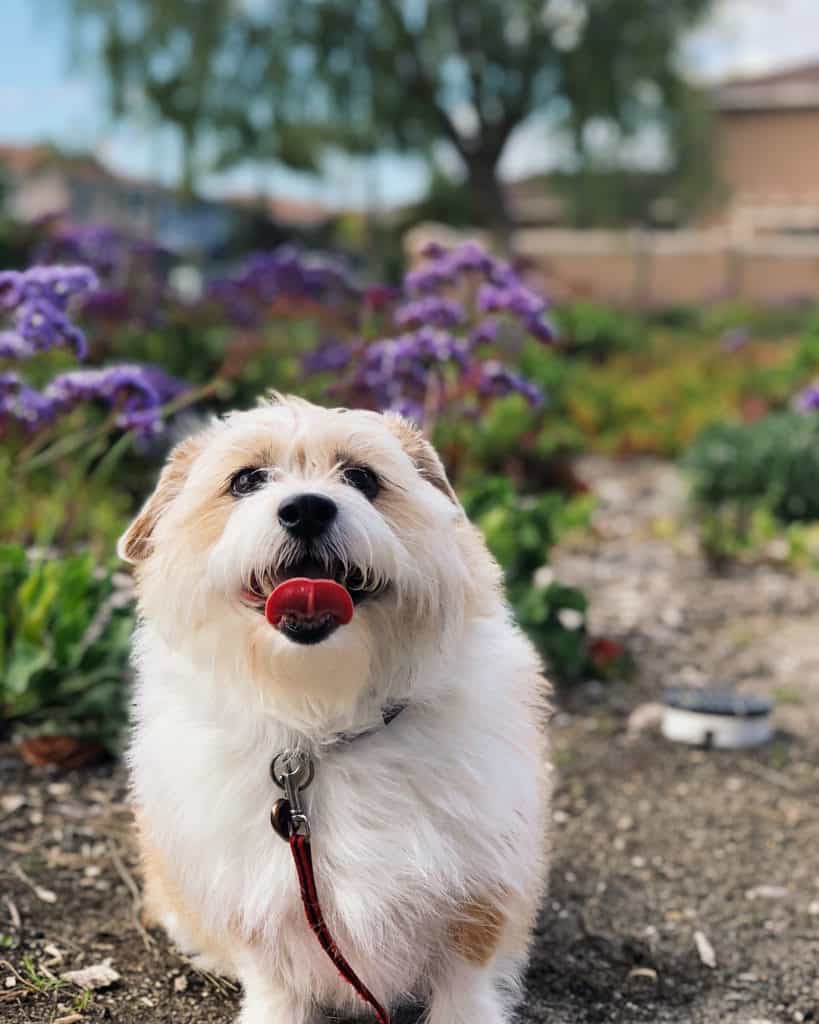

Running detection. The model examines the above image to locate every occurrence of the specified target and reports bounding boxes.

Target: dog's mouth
[240,557,386,645]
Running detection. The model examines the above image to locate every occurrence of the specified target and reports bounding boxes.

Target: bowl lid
[663,686,773,718]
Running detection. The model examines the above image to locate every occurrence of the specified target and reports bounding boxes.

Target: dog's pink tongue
[265,578,354,627]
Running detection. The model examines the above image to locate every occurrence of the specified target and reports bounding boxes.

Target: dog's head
[120,396,500,713]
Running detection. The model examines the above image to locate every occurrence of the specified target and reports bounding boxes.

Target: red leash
[271,750,391,1024]
[289,833,391,1024]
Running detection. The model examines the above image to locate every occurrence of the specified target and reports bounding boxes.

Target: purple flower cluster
[349,328,470,420]
[0,371,54,428]
[36,222,169,279]
[477,282,555,343]
[404,240,496,292]
[341,241,548,421]
[206,245,359,327]
[477,360,544,406]
[1,364,187,436]
[46,364,187,436]
[401,240,555,345]
[795,383,819,413]
[1,262,188,438]
[393,295,465,329]
[302,339,355,375]
[0,265,98,359]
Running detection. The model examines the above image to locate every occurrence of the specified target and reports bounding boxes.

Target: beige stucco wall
[717,107,819,207]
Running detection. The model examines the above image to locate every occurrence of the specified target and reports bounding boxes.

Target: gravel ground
[2,457,818,1024]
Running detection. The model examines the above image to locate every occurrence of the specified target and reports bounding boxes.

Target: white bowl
[661,687,773,749]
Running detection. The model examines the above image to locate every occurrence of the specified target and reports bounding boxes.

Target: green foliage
[554,302,646,361]
[684,412,819,524]
[0,545,133,752]
[461,477,595,682]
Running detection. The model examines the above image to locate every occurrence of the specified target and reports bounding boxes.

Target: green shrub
[0,545,133,753]
[683,412,819,523]
[554,301,646,361]
[461,477,595,682]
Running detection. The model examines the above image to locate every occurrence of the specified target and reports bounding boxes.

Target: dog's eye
[230,467,268,497]
[341,465,380,501]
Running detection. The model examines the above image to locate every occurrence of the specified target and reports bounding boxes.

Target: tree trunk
[179,122,198,200]
[464,154,512,246]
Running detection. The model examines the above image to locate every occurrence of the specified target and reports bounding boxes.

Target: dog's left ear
[117,434,203,564]
[385,414,459,505]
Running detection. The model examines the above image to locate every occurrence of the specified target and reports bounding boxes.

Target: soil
[2,457,818,1024]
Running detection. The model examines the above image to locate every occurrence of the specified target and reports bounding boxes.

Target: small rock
[694,930,716,968]
[61,960,120,990]
[0,795,25,815]
[174,974,188,993]
[745,885,790,901]
[4,976,16,989]
[807,900,819,916]
[33,885,57,904]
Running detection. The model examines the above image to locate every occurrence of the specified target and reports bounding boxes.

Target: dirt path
[2,457,818,1023]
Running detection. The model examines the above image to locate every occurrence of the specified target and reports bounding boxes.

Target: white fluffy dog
[119,395,551,1024]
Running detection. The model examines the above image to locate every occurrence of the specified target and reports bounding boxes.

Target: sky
[2,0,819,209]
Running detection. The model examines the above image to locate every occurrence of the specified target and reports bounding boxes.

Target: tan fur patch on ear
[450,896,506,965]
[117,434,204,564]
[385,414,458,504]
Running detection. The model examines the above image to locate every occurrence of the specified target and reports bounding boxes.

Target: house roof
[716,60,819,112]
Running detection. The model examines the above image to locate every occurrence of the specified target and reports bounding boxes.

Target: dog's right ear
[117,435,203,565]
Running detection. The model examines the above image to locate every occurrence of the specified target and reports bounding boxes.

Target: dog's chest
[134,711,482,955]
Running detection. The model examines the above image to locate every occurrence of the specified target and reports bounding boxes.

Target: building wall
[717,108,819,207]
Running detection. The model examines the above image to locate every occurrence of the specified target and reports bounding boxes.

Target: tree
[67,0,317,196]
[289,0,716,234]
[68,0,715,230]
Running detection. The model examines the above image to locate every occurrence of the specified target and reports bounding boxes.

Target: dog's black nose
[278,493,338,539]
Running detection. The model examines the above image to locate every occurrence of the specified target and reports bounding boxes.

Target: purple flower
[720,326,750,353]
[302,340,354,374]
[393,296,465,329]
[477,360,543,406]
[35,223,165,279]
[476,283,554,344]
[45,364,187,437]
[16,298,88,358]
[404,240,503,294]
[0,265,98,360]
[795,383,819,413]
[469,319,500,347]
[207,245,360,326]
[0,371,54,429]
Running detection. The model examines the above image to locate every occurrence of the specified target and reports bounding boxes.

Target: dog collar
[330,700,407,745]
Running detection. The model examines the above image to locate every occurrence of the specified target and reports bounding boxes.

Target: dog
[119,395,551,1024]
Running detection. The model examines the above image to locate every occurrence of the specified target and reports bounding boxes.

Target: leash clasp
[271,750,314,840]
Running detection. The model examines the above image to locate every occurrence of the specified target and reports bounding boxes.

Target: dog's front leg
[235,950,319,1024]
[425,954,513,1024]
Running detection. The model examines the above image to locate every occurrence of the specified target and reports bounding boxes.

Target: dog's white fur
[120,396,551,1023]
